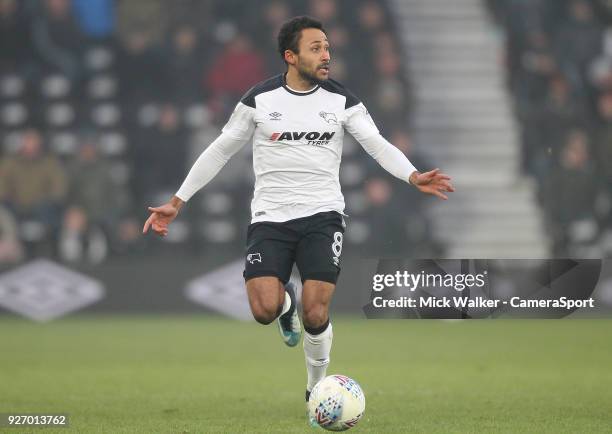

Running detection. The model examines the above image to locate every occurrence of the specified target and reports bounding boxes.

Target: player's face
[295,28,330,84]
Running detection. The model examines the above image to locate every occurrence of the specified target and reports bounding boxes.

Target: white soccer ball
[308,374,366,431]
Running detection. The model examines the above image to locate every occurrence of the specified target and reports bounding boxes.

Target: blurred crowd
[0,0,436,265]
[489,0,612,256]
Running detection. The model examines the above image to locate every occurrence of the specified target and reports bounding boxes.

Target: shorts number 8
[332,232,343,258]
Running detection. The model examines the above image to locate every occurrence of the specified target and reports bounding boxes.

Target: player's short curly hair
[277,16,326,63]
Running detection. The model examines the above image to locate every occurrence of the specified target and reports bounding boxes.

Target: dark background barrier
[2,256,612,320]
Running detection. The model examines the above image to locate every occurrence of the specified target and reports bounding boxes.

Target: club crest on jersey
[319,111,338,124]
[269,131,335,146]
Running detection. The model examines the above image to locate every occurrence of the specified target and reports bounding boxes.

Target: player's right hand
[142,203,179,237]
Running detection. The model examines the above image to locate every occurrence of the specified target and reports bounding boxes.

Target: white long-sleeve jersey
[176,74,417,223]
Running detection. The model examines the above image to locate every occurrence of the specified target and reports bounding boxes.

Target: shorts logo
[247,253,262,264]
[319,111,338,125]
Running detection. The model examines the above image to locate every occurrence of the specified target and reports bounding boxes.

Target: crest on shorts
[247,253,262,264]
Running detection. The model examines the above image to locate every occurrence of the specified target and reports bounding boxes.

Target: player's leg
[243,221,301,344]
[301,279,335,399]
[245,276,284,324]
[295,211,345,400]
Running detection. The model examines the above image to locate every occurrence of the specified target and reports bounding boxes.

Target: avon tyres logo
[270,131,335,146]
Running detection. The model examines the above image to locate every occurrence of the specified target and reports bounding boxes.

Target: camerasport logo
[0,259,104,321]
[269,131,335,146]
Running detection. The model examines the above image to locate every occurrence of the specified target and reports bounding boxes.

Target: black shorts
[243,211,346,285]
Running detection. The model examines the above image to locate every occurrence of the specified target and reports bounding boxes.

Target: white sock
[303,322,333,391]
[280,291,291,316]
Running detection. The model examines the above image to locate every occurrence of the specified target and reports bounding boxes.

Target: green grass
[0,316,611,433]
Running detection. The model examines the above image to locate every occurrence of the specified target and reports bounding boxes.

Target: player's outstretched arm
[408,169,455,200]
[142,196,184,237]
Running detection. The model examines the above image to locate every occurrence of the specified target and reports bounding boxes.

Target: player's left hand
[409,169,455,200]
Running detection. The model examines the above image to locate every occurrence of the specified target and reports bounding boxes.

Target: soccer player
[143,15,453,417]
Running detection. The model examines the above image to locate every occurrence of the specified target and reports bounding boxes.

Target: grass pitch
[0,316,611,433]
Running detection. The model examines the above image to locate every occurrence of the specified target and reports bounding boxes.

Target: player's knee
[251,303,278,325]
[253,313,275,325]
[302,304,328,329]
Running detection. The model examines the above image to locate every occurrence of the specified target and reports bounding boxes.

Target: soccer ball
[308,375,365,431]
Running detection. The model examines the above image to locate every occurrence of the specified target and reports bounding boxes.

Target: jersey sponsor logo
[319,111,338,125]
[247,253,262,264]
[269,131,336,146]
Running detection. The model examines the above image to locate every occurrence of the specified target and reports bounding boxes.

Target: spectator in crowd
[361,176,435,257]
[389,129,430,198]
[554,0,603,88]
[164,24,207,103]
[116,0,168,47]
[369,50,409,127]
[117,29,165,102]
[542,76,585,140]
[205,33,266,119]
[588,28,612,91]
[0,129,67,220]
[30,0,84,79]
[59,204,107,263]
[362,177,407,256]
[544,130,597,254]
[0,0,32,73]
[0,129,67,254]
[60,134,139,263]
[71,0,114,41]
[264,0,292,35]
[515,31,557,110]
[357,0,386,35]
[355,0,387,60]
[594,0,612,19]
[359,130,438,257]
[256,0,292,67]
[325,25,357,88]
[133,104,188,201]
[65,136,122,230]
[389,129,440,255]
[308,0,339,26]
[594,91,612,227]
[165,0,214,35]
[523,75,584,183]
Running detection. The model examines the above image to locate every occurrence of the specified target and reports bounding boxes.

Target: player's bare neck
[285,69,317,92]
